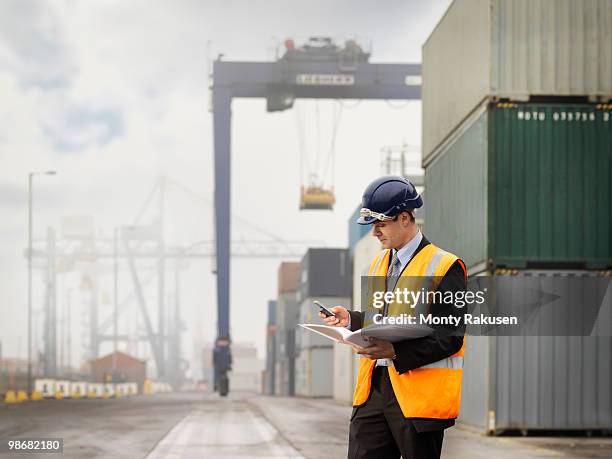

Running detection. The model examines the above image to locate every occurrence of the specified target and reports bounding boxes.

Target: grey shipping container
[275,359,295,397]
[333,343,357,405]
[295,294,346,397]
[461,271,612,433]
[275,290,299,396]
[263,325,276,395]
[299,248,351,301]
[276,262,301,397]
[264,301,277,395]
[296,296,351,350]
[267,300,277,326]
[423,0,612,161]
[425,102,612,271]
[276,290,300,334]
[295,346,333,397]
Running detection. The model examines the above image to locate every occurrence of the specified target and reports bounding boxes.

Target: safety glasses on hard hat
[359,208,394,222]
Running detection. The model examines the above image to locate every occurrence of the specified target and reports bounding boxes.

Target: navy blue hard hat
[357,175,422,225]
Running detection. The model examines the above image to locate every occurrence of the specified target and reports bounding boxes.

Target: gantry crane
[211,37,422,395]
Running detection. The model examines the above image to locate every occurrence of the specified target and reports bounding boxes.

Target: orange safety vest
[353,243,466,419]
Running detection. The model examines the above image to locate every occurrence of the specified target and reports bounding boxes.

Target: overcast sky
[0,0,451,377]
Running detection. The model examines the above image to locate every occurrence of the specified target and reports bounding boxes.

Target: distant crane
[27,176,321,389]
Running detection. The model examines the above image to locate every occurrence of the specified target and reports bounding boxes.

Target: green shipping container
[425,103,612,271]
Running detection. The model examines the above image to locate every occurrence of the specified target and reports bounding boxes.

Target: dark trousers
[348,367,444,459]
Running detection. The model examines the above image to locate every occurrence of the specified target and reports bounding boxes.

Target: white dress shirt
[375,231,423,366]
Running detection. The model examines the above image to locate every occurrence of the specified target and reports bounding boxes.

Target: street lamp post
[66,288,73,373]
[112,227,120,378]
[28,170,56,395]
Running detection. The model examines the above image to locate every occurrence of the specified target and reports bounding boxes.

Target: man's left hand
[352,338,395,360]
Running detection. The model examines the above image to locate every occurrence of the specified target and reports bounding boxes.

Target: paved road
[248,396,612,459]
[2,392,611,458]
[146,397,302,458]
[0,394,196,458]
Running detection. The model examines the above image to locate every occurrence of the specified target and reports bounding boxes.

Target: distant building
[90,351,146,393]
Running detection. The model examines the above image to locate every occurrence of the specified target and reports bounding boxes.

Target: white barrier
[70,381,87,398]
[87,383,104,398]
[35,379,56,398]
[103,383,115,398]
[127,382,138,395]
[55,380,71,398]
[32,379,142,400]
[115,383,129,397]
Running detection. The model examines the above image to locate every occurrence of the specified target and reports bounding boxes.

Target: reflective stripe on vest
[418,355,464,370]
[425,249,446,276]
[409,248,446,315]
[378,247,446,278]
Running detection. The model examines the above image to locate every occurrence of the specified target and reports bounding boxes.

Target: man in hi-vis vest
[320,176,467,459]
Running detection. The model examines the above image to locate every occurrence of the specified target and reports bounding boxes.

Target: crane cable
[295,100,343,189]
[294,103,312,186]
[385,99,412,109]
[314,100,321,186]
[320,101,343,188]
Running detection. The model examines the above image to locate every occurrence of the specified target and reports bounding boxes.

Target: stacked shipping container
[422,0,612,434]
[423,0,612,163]
[295,248,351,397]
[426,103,612,272]
[262,300,277,395]
[274,262,300,396]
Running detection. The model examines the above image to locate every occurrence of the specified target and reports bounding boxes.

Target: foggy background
[0,0,451,378]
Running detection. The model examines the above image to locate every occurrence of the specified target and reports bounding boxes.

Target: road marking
[146,400,304,458]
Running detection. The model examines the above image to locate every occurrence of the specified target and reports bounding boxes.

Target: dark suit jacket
[349,235,467,432]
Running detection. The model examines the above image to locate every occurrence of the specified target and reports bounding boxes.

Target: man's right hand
[319,306,350,328]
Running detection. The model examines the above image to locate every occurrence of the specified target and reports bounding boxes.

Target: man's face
[370,211,415,250]
[371,217,405,250]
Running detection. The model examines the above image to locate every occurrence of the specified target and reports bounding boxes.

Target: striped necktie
[386,251,401,289]
[383,251,401,316]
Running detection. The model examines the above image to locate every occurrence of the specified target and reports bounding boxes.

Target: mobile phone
[314,300,336,318]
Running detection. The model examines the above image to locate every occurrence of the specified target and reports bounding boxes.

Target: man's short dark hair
[393,210,415,223]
